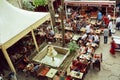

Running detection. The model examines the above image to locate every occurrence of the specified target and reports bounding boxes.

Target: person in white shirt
[81,32,88,40]
[85,23,91,34]
[87,33,94,42]
[93,33,99,45]
[107,14,111,20]
[108,19,113,36]
[79,44,86,55]
[116,15,120,30]
[0,74,3,80]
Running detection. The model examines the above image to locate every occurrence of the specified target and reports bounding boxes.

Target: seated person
[70,60,79,71]
[22,55,30,65]
[76,21,82,31]
[65,75,72,80]
[77,39,83,46]
[53,72,60,80]
[23,62,34,72]
[10,53,18,63]
[49,29,55,37]
[31,64,41,72]
[85,22,91,34]
[86,43,94,55]
[81,32,88,40]
[87,33,94,42]
[46,29,55,42]
[79,44,87,55]
[64,32,72,43]
[77,61,88,73]
[93,33,99,45]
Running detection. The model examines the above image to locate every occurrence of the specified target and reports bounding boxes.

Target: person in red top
[110,38,116,56]
[65,75,72,80]
[102,14,109,26]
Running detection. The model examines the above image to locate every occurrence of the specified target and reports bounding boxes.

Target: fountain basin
[33,45,70,67]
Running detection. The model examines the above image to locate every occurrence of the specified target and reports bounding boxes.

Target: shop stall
[64,0,116,20]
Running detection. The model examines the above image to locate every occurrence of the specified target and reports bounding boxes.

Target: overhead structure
[64,0,116,6]
[64,0,116,20]
[0,0,50,73]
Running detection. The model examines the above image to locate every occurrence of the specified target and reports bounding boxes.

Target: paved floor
[6,1,120,80]
[3,28,120,80]
[85,29,120,80]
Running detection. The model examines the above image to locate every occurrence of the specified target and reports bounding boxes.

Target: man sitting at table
[81,32,88,41]
[87,33,94,43]
[64,32,72,43]
[49,28,55,37]
[93,33,100,45]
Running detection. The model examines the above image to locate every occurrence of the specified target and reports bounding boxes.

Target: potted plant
[68,41,79,53]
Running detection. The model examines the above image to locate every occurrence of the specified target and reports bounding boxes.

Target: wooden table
[72,34,81,41]
[64,27,73,31]
[90,20,96,25]
[37,67,50,77]
[80,28,86,32]
[70,70,83,80]
[95,30,101,35]
[54,33,62,43]
[38,32,46,36]
[54,33,62,39]
[55,14,59,18]
[46,68,58,80]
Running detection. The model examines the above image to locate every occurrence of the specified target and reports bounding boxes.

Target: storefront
[64,0,116,19]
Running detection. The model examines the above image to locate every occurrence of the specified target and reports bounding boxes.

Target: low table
[46,68,58,80]
[70,70,83,80]
[72,35,81,41]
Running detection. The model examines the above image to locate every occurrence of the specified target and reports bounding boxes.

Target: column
[31,30,39,52]
[1,46,16,74]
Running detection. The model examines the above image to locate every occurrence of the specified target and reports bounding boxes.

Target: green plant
[22,0,35,11]
[33,0,48,7]
[68,41,79,53]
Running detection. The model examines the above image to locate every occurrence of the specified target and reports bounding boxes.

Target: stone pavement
[3,27,120,80]
[85,30,120,80]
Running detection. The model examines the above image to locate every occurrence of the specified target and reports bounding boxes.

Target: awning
[0,0,50,49]
[64,0,116,6]
[0,0,50,73]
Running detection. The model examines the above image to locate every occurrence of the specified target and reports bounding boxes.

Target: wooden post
[31,30,39,52]
[60,0,65,47]
[48,0,55,29]
[1,46,16,74]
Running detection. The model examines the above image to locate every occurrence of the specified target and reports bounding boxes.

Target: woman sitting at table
[64,32,72,43]
[79,44,87,55]
[70,59,79,71]
[86,44,94,56]
[81,32,88,41]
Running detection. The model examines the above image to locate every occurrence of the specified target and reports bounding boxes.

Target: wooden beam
[1,46,16,74]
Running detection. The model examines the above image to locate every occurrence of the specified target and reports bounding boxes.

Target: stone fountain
[33,45,70,67]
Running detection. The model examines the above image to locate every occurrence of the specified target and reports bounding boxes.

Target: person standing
[116,15,120,30]
[103,27,109,44]
[97,10,102,22]
[0,74,3,80]
[102,14,109,26]
[110,38,116,56]
[108,19,113,36]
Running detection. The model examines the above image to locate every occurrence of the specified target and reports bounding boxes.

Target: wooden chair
[93,53,102,71]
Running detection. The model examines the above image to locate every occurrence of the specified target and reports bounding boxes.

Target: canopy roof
[64,0,116,6]
[0,0,50,49]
